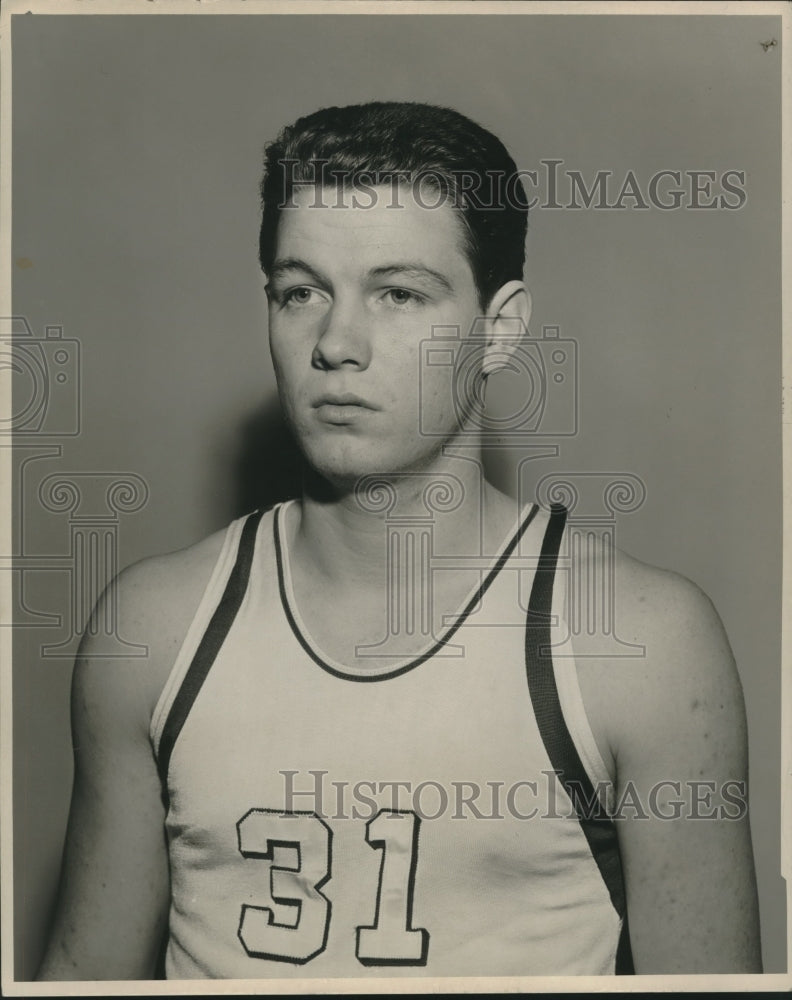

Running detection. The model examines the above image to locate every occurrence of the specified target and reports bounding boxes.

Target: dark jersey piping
[156,507,266,792]
[525,503,634,974]
[275,501,540,683]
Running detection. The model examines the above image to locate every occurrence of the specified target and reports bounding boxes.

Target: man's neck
[289,458,520,592]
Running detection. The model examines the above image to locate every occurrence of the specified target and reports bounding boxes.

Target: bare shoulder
[73,522,231,738]
[111,525,229,673]
[609,544,732,654]
[37,523,236,981]
[563,537,760,972]
[566,538,746,777]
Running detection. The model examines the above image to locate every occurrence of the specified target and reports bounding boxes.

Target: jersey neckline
[273,497,540,683]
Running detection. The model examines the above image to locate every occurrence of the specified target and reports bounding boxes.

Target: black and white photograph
[1,1,788,993]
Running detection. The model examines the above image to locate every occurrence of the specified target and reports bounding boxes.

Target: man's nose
[312,299,372,371]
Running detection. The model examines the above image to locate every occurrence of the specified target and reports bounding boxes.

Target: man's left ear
[482,281,532,375]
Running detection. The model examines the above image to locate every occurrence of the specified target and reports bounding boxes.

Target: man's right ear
[481,281,532,376]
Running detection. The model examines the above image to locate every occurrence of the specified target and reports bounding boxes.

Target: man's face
[266,183,484,488]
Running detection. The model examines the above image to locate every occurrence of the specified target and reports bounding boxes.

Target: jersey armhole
[550,554,617,815]
[552,659,616,811]
[149,514,251,756]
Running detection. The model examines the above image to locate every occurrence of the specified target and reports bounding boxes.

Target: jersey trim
[275,500,540,683]
[155,507,266,788]
[525,503,634,975]
[553,659,616,811]
[150,514,251,755]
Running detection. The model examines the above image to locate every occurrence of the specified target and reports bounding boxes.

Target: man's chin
[296,429,460,497]
[300,448,430,499]
[300,452,383,497]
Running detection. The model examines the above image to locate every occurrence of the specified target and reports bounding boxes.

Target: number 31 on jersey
[236,808,430,966]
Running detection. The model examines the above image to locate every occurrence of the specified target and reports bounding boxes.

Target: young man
[37,102,761,980]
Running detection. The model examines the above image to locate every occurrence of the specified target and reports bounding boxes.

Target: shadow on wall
[232,392,304,516]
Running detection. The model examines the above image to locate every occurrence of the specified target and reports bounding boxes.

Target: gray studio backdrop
[10,12,784,978]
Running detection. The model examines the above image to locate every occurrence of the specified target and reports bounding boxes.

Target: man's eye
[283,287,320,306]
[384,288,424,307]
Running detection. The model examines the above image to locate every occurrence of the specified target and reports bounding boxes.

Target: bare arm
[36,566,172,980]
[577,562,762,973]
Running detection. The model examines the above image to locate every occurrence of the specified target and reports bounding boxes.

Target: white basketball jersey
[150,500,633,979]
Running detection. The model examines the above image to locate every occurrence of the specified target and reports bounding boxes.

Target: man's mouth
[312,392,378,409]
[312,392,379,424]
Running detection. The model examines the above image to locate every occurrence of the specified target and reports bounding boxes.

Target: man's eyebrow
[266,259,455,294]
[369,264,454,293]
[267,258,328,285]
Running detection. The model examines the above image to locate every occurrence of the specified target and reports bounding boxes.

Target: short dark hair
[258,102,528,309]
